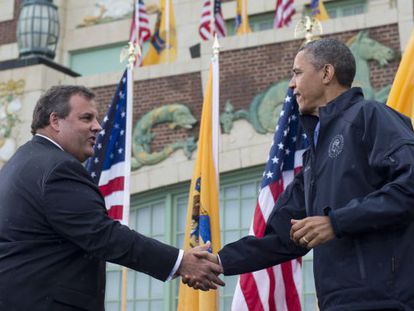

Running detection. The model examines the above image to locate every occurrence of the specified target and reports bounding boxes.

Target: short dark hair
[31,85,95,135]
[299,38,356,88]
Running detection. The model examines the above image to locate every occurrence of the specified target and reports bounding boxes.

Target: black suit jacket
[0,136,179,310]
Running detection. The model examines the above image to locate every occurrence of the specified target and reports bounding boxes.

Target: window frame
[105,164,317,310]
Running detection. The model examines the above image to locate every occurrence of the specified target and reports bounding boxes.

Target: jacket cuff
[324,206,343,238]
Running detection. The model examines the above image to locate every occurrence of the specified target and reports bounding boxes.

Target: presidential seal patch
[328,134,344,158]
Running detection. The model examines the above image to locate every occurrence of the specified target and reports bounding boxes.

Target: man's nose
[92,118,102,132]
[288,76,295,89]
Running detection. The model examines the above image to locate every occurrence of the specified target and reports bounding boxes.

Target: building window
[326,0,366,18]
[302,251,317,310]
[218,179,261,310]
[104,200,168,311]
[225,12,274,36]
[305,0,367,19]
[69,42,150,76]
[105,166,318,310]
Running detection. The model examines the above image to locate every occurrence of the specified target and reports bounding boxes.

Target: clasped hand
[177,242,224,291]
[290,216,335,248]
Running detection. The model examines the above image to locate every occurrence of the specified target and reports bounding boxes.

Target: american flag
[199,0,226,41]
[232,88,308,311]
[86,70,129,223]
[130,0,151,65]
[274,0,295,28]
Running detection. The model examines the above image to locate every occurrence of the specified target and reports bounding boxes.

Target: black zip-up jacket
[219,88,414,310]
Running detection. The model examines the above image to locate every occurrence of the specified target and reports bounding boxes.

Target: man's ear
[322,64,335,84]
[49,112,60,132]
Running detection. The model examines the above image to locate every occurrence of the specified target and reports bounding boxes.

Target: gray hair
[31,85,95,135]
[299,38,356,88]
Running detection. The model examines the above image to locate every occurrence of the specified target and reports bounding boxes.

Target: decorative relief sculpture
[220,31,396,134]
[78,1,159,27]
[0,80,25,164]
[131,104,197,170]
[78,3,107,27]
[78,0,133,27]
[348,31,395,103]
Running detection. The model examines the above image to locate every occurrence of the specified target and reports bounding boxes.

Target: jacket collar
[299,87,364,149]
[32,134,63,151]
[318,87,364,118]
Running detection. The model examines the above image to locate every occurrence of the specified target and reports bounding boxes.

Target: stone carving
[100,0,132,20]
[131,104,197,170]
[78,4,107,27]
[347,31,395,102]
[221,31,397,134]
[0,80,25,163]
[78,0,133,27]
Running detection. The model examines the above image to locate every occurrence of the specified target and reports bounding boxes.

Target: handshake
[177,242,225,291]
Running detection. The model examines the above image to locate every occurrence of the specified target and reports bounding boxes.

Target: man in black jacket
[195,39,414,310]
[0,86,224,310]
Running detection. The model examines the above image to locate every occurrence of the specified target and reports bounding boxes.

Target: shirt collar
[35,133,63,151]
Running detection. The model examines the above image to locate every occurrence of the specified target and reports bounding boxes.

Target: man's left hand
[290,216,335,248]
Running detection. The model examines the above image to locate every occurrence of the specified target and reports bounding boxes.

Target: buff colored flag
[310,0,329,21]
[387,29,414,121]
[142,0,176,65]
[236,0,252,35]
[177,57,221,310]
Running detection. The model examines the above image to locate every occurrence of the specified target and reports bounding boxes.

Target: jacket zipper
[354,239,366,280]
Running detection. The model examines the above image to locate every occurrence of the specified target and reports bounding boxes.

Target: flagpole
[165,0,170,62]
[135,0,139,45]
[212,35,220,182]
[120,40,138,311]
[212,34,221,309]
[135,0,140,64]
[242,0,246,33]
[210,0,214,39]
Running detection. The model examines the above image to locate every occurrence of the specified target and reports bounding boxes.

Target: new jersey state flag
[235,0,252,35]
[310,0,329,21]
[177,64,221,311]
[387,28,414,122]
[142,0,177,65]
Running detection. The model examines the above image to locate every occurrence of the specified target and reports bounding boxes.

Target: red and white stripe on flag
[199,0,226,41]
[274,0,295,28]
[130,0,151,44]
[98,162,126,221]
[232,89,307,311]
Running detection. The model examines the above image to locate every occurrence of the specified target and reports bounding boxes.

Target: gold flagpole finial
[212,34,220,61]
[294,16,323,45]
[120,42,141,69]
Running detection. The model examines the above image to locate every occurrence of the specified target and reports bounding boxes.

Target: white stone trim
[0,0,14,23]
[0,43,18,62]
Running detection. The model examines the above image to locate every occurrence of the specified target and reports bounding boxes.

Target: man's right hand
[178,242,225,291]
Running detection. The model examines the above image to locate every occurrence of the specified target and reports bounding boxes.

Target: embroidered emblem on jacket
[328,134,344,158]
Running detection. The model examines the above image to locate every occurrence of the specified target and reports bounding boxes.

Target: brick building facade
[0,1,413,310]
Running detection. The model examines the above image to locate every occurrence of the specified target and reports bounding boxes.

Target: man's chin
[83,149,95,162]
[298,106,308,115]
[298,105,314,116]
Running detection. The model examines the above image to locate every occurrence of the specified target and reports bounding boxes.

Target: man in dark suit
[0,85,223,310]
[192,39,414,310]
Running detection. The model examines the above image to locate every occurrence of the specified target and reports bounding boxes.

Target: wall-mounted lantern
[16,0,59,59]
